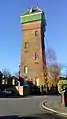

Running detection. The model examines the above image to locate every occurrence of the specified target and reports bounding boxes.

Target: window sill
[24,49,28,53]
[35,59,39,64]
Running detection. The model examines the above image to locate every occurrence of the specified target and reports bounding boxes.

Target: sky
[0,0,67,75]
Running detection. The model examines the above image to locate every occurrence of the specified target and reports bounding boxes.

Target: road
[0,95,66,119]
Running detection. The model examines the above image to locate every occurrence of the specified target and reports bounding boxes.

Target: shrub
[58,79,67,94]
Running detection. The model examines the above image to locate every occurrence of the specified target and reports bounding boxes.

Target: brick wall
[20,21,46,86]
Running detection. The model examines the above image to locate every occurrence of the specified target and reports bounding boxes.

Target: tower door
[36,78,39,86]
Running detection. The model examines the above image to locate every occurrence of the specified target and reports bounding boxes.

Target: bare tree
[13,71,19,78]
[46,48,61,89]
[47,64,61,87]
[2,69,11,78]
[46,47,57,65]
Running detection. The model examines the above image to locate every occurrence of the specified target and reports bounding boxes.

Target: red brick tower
[20,7,46,90]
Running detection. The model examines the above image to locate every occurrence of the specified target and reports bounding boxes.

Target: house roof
[6,76,18,81]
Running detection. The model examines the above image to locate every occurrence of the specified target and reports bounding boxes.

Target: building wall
[20,19,46,86]
[15,86,30,96]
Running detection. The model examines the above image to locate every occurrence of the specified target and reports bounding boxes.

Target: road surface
[0,95,66,119]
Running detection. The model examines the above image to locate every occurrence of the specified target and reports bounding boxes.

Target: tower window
[2,79,5,84]
[25,42,29,49]
[24,66,28,74]
[34,53,39,60]
[35,31,38,36]
[12,79,15,85]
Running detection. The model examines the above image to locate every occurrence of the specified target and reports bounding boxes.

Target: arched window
[24,66,28,74]
[25,42,29,49]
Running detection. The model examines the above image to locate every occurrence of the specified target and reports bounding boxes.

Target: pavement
[42,95,67,118]
[0,96,66,119]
